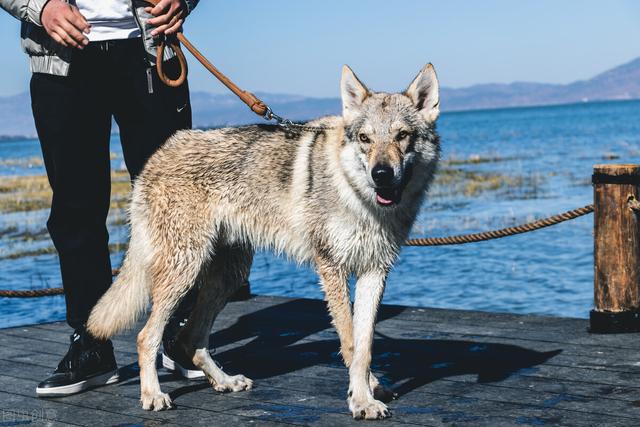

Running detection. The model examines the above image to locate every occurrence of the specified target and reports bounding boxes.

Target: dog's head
[339,64,440,208]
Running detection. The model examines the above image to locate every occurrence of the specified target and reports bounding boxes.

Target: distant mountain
[189,92,340,129]
[1,56,639,138]
[440,56,640,111]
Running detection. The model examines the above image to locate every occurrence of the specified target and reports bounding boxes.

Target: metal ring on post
[156,39,188,88]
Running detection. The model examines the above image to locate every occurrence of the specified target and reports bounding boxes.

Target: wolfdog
[87,63,440,419]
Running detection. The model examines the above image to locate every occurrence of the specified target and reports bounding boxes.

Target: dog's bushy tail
[87,236,150,340]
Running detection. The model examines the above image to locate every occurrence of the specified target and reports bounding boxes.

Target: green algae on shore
[0,170,132,214]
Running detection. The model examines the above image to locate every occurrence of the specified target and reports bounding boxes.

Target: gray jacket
[0,0,199,76]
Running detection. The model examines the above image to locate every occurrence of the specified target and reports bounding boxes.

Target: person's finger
[151,10,182,35]
[60,31,81,49]
[60,18,88,44]
[164,17,183,35]
[53,27,78,48]
[148,13,171,26]
[149,0,171,16]
[148,5,180,26]
[151,22,170,36]
[70,6,91,33]
[49,30,69,47]
[60,19,88,47]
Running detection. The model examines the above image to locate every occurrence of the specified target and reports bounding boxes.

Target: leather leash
[146,0,268,117]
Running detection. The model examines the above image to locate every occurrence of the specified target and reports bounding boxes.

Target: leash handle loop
[156,37,188,88]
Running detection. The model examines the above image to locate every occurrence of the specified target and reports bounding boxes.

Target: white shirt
[74,1,141,41]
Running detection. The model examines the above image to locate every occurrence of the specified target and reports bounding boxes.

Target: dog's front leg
[317,261,353,365]
[348,270,391,420]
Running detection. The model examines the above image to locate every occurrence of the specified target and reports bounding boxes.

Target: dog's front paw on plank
[140,392,173,411]
[211,374,253,393]
[349,395,391,420]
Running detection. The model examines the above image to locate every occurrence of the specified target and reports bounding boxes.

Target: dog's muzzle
[372,163,413,207]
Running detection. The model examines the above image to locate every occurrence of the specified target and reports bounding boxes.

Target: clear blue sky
[0,0,639,97]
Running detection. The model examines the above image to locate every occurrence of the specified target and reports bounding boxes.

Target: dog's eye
[358,133,370,143]
[397,131,409,141]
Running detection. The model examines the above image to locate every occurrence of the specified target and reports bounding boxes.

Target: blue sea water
[1,100,640,328]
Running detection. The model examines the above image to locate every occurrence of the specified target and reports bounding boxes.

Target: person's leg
[31,44,119,397]
[31,52,113,331]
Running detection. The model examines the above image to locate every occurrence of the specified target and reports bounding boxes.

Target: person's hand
[145,0,186,37]
[41,0,90,49]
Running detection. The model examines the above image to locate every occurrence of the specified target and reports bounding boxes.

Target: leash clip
[263,107,294,127]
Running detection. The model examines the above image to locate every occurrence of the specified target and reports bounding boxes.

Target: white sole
[162,353,205,380]
[36,370,119,397]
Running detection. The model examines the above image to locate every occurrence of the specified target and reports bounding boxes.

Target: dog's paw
[212,374,253,393]
[349,395,391,420]
[140,392,173,411]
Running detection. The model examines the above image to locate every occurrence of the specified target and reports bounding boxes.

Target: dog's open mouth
[375,187,402,207]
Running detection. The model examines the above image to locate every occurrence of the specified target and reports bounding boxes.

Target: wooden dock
[1,295,640,426]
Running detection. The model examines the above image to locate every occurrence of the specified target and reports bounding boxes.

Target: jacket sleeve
[183,0,198,15]
[0,0,50,26]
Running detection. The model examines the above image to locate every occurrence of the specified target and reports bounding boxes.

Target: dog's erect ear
[341,65,369,121]
[406,63,440,122]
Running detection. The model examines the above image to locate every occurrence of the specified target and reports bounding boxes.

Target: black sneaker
[162,320,205,380]
[36,328,119,397]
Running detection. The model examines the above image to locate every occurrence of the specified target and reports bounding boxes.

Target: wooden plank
[4,319,640,403]
[8,302,606,356]
[19,298,640,360]
[0,389,154,427]
[6,317,635,372]
[3,296,640,425]
[0,359,413,426]
[3,356,627,427]
[5,324,640,398]
[0,371,295,427]
[4,308,640,390]
[3,344,640,427]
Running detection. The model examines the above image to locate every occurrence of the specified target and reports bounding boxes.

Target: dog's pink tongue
[376,193,394,206]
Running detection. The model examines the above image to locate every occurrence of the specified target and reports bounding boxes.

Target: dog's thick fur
[87,64,440,419]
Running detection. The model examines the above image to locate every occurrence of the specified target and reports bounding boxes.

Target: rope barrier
[405,204,594,246]
[0,204,594,298]
[0,270,120,298]
[0,287,64,298]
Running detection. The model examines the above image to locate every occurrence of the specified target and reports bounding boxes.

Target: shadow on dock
[118,299,561,403]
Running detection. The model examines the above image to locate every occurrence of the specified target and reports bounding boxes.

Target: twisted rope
[0,287,64,298]
[405,204,594,246]
[1,205,593,297]
[0,269,120,298]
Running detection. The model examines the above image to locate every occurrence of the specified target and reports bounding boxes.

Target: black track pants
[30,38,192,330]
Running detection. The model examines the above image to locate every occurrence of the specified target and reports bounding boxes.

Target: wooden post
[590,164,640,333]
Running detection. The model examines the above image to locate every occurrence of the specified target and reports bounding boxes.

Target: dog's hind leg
[137,237,214,411]
[178,244,254,393]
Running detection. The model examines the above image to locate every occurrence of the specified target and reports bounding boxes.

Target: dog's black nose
[372,165,394,187]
